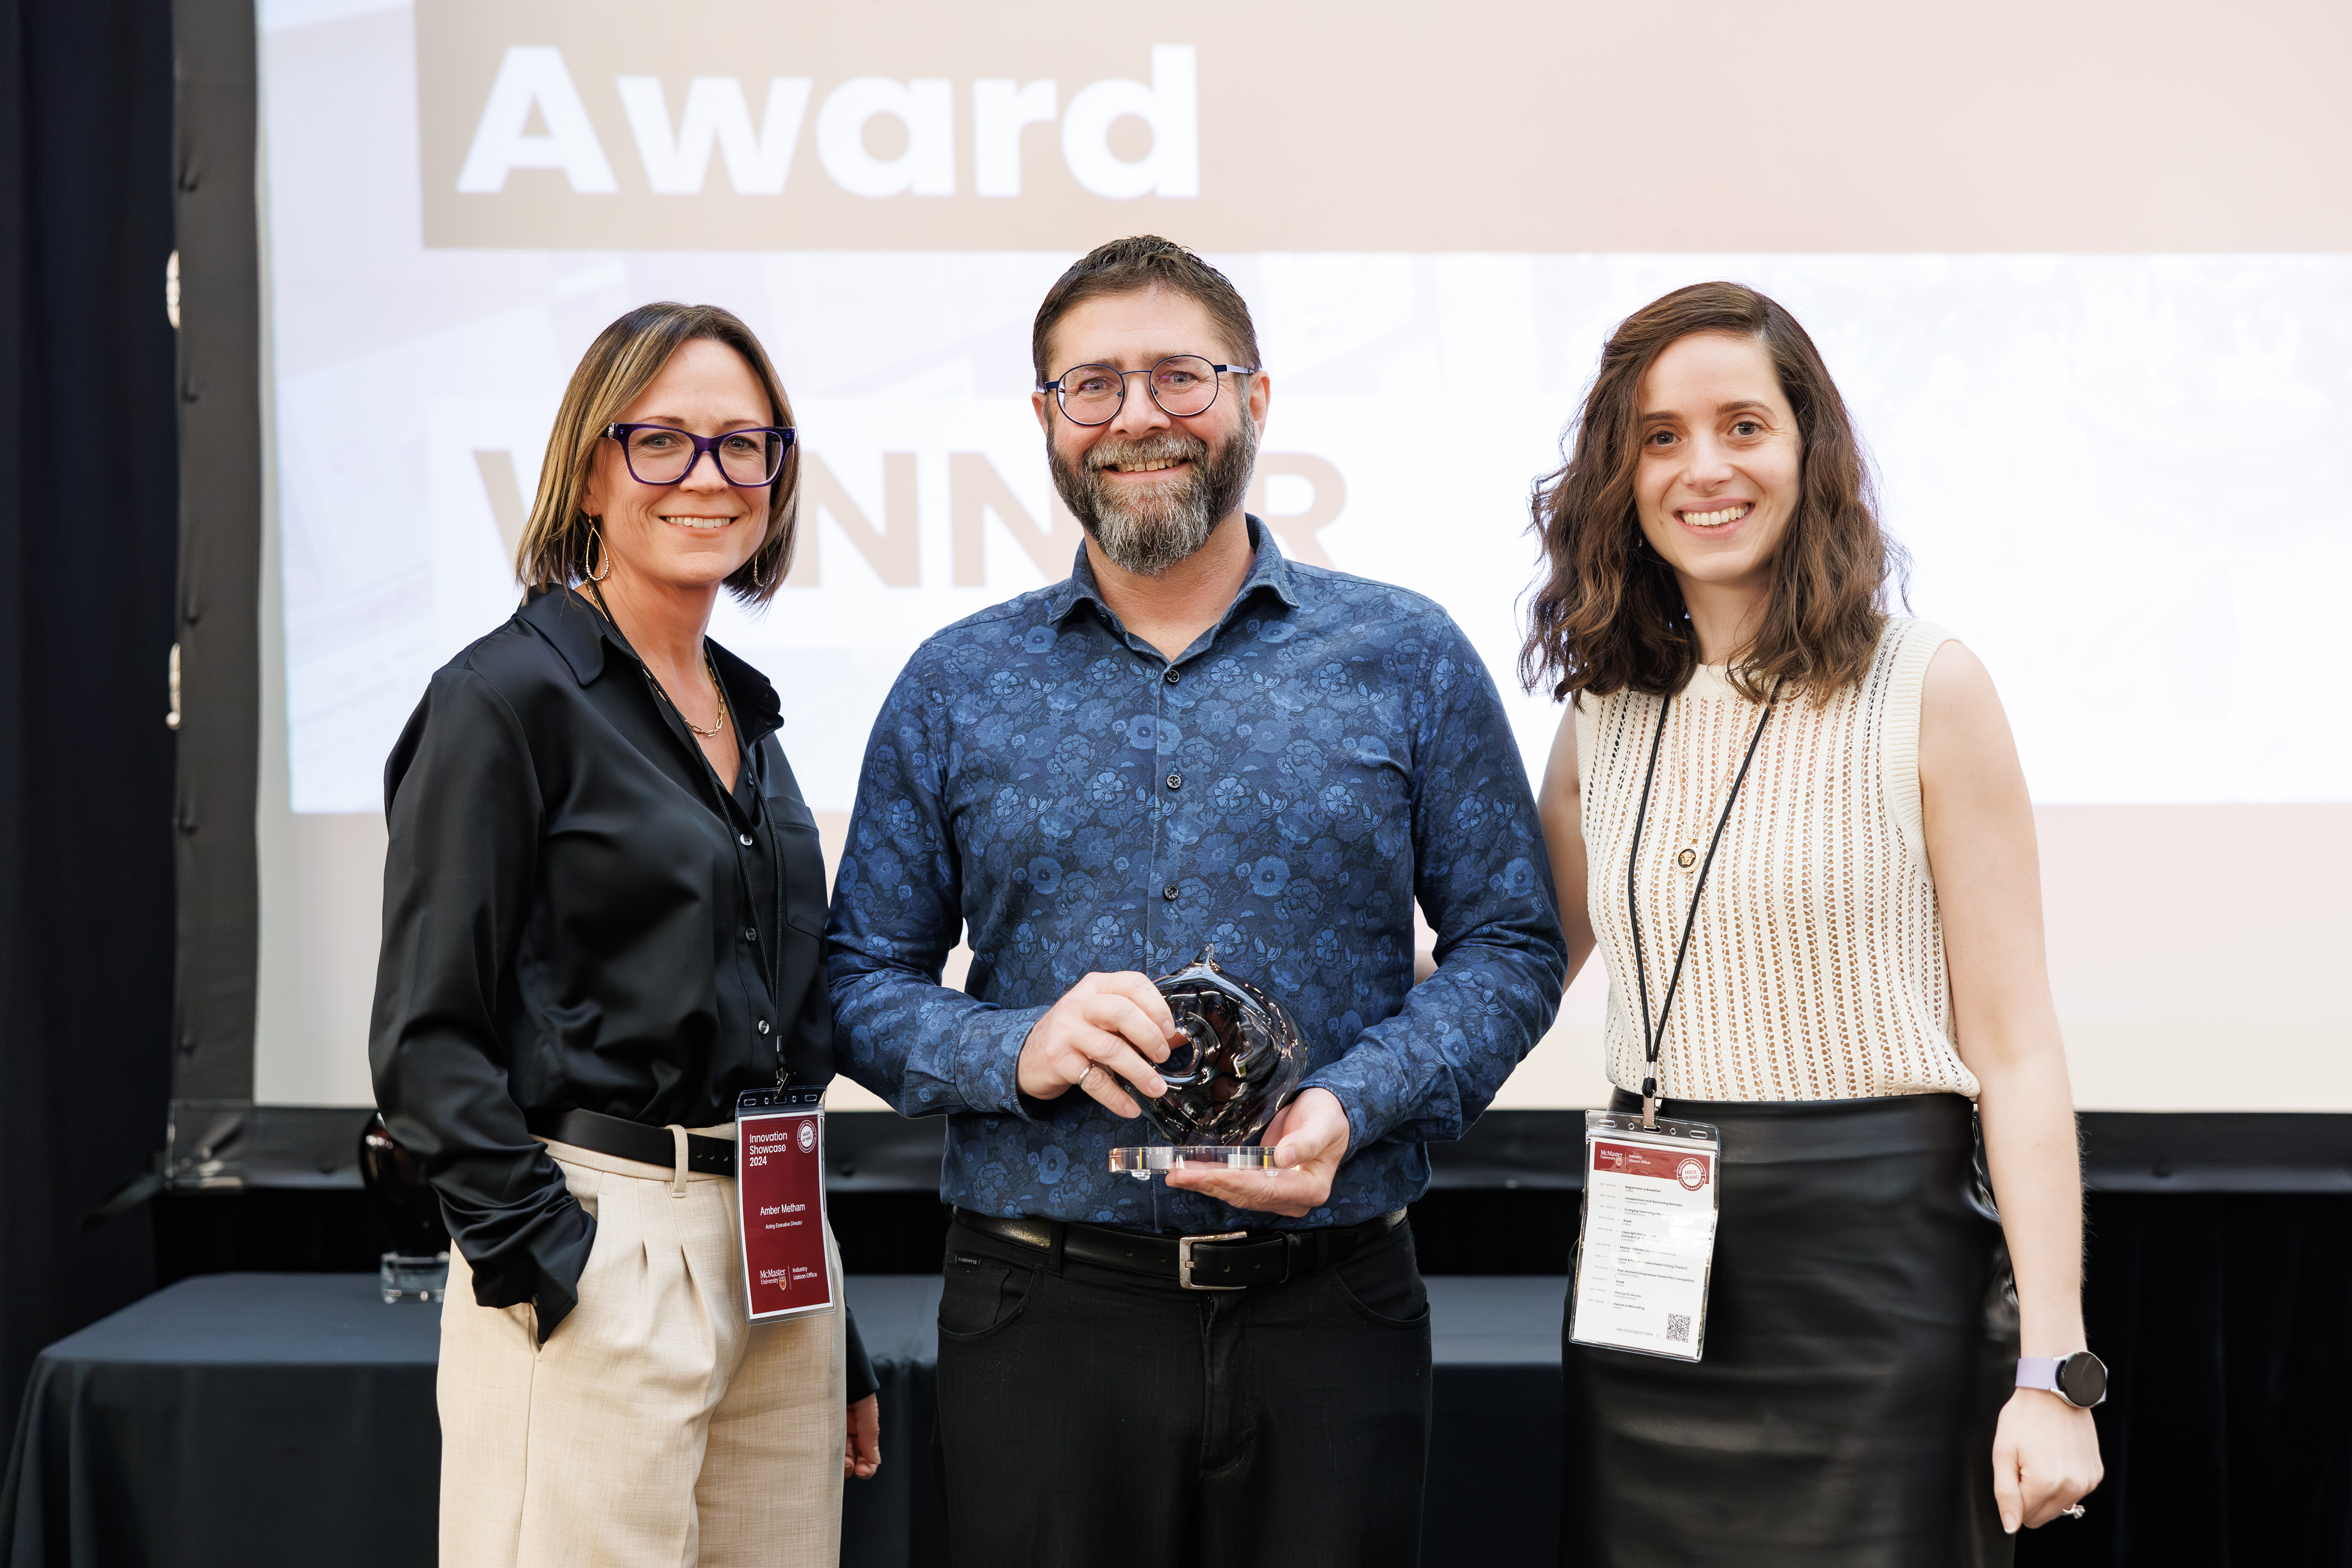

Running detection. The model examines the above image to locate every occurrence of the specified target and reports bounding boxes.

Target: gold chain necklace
[669,652,730,738]
[585,582,729,739]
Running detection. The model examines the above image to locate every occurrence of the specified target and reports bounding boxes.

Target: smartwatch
[2016,1351,2108,1409]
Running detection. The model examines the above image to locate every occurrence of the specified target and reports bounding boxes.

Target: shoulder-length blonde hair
[1520,282,1903,703]
[516,302,800,605]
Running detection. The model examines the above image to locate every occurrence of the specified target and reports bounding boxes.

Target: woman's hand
[844,1393,880,1480]
[1991,1389,2101,1530]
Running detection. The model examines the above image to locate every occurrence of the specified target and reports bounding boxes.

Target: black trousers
[934,1211,1434,1568]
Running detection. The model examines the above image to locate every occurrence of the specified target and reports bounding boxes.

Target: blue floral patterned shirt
[825,520,1567,1232]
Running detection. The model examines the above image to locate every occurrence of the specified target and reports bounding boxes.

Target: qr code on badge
[1665,1313,1692,1343]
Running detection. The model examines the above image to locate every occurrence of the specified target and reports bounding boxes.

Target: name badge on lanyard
[1569,1110,1721,1360]
[1567,677,1781,1363]
[736,1086,834,1322]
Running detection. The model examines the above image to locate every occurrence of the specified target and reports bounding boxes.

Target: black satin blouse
[370,586,837,1342]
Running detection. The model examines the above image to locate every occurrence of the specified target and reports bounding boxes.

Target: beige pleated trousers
[437,1130,846,1567]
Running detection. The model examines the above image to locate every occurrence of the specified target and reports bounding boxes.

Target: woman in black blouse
[371,302,875,1567]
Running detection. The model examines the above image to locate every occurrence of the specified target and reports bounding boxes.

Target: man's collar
[1234,516,1304,610]
[1047,515,1301,629]
[516,585,783,744]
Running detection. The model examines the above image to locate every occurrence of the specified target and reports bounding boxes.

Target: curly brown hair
[516,302,800,605]
[1520,281,1903,703]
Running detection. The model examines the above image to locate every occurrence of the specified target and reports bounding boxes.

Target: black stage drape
[2014,1192,2352,1567]
[0,0,180,1424]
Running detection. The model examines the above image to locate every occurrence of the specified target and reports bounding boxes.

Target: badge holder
[1568,1109,1721,1361]
[736,1085,834,1322]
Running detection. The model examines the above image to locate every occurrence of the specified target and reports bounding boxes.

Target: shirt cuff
[844,1307,878,1403]
[514,1201,596,1344]
[956,1005,1053,1119]
[1298,1071,1385,1159]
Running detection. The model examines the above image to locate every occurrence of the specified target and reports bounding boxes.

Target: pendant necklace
[1667,676,1756,875]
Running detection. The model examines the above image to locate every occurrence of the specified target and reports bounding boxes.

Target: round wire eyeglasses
[1039,355,1257,427]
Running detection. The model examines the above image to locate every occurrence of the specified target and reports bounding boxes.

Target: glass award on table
[1108,944,1306,1179]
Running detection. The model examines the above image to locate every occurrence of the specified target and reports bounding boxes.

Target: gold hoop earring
[584,520,612,582]
[747,521,783,590]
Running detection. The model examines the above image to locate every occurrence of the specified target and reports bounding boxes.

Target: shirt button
[1165,772,1182,790]
[1163,884,1179,900]
[739,833,754,847]
[1163,668,1179,685]
[757,1020,771,1035]
[744,927,758,942]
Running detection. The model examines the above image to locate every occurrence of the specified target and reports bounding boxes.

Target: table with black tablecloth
[2,1272,1567,1566]
[2,1274,442,1568]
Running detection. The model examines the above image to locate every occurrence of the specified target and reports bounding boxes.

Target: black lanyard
[751,763,790,1088]
[1625,675,1784,1128]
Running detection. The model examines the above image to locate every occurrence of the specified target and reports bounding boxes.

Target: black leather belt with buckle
[953,1207,1407,1291]
[526,1107,738,1177]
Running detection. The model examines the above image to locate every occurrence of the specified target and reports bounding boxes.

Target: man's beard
[1048,416,1259,577]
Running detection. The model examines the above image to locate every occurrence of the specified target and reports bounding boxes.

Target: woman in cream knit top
[1526,281,2101,1562]
[1574,616,1971,1103]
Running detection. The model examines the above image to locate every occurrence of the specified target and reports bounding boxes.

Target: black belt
[527,1108,738,1177]
[953,1207,1407,1291]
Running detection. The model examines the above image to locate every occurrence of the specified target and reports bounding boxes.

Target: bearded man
[825,236,1566,1568]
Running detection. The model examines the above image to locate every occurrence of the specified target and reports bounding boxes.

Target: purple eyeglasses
[604,423,795,487]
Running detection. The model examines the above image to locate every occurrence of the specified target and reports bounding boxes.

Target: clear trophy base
[380,1250,450,1303]
[1108,1146,1281,1180]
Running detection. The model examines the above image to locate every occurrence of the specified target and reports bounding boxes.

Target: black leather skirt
[1561,1091,2019,1567]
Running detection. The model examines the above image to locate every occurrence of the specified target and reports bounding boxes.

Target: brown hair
[1519,281,1903,703]
[516,302,800,605]
[1032,235,1262,386]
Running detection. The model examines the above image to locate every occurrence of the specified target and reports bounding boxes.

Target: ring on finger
[2062,1505,2086,1520]
[1077,1063,1101,1090]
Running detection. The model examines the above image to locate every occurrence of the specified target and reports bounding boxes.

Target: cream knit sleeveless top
[1574,617,1975,1102]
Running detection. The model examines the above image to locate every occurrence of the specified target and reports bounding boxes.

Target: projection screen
[172,0,2351,1184]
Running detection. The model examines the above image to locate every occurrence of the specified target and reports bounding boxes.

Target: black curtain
[0,0,180,1421]
[2017,1192,2352,1567]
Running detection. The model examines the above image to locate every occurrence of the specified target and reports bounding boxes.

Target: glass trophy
[1109,944,1306,1179]
[359,1113,451,1303]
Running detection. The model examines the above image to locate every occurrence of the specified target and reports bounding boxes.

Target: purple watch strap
[2015,1356,2064,1393]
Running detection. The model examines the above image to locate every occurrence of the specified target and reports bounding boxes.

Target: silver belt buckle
[1177,1230,1249,1291]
